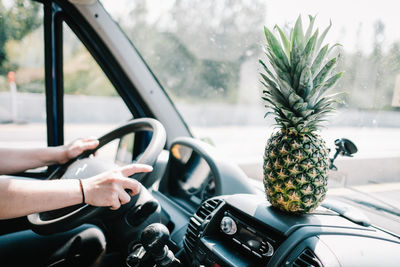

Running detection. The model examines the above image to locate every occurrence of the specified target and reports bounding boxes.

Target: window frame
[14,0,154,177]
[44,0,154,147]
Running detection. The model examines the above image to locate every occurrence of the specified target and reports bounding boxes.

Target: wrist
[56,145,69,164]
[39,146,68,165]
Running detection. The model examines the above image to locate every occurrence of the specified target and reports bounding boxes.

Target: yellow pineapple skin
[263,129,329,214]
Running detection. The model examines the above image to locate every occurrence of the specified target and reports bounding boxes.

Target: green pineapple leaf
[303,29,318,61]
[315,19,332,52]
[313,57,337,88]
[298,65,313,98]
[290,39,303,86]
[311,44,329,76]
[327,43,342,54]
[291,15,305,50]
[275,25,291,59]
[260,15,342,133]
[317,72,343,98]
[305,15,316,40]
[259,59,277,82]
[264,26,290,70]
[288,92,303,106]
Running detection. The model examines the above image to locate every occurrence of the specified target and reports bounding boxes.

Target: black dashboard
[153,137,400,267]
[182,194,400,267]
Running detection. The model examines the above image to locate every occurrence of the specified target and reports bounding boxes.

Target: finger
[120,178,141,196]
[109,199,121,210]
[120,164,153,177]
[81,140,99,150]
[83,136,98,142]
[118,189,131,205]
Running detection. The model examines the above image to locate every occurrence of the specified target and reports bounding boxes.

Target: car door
[0,0,169,233]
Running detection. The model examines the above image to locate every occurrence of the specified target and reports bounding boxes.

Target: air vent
[293,248,322,267]
[195,198,222,221]
[184,198,223,253]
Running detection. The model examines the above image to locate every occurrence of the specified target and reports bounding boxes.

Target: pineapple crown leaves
[260,15,343,133]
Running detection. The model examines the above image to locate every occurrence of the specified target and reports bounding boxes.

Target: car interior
[1,0,400,266]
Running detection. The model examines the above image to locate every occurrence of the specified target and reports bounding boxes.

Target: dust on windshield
[101,0,400,193]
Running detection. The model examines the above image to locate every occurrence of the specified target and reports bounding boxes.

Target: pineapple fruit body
[263,129,329,213]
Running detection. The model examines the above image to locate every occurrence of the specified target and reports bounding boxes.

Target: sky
[101,0,400,53]
[265,0,400,53]
[3,0,399,53]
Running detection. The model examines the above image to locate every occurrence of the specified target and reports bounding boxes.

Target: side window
[62,23,132,159]
[0,1,47,149]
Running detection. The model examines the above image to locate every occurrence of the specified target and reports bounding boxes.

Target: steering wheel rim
[27,118,166,235]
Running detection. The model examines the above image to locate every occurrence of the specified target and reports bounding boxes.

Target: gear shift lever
[141,223,180,267]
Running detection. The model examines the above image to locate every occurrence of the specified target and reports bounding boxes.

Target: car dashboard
[181,194,400,266]
[151,137,400,267]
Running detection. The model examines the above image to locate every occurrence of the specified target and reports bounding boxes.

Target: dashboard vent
[293,248,322,267]
[184,198,223,253]
[195,198,222,221]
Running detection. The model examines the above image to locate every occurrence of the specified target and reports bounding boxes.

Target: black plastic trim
[44,2,64,147]
[94,0,192,137]
[53,0,152,119]
[267,226,400,267]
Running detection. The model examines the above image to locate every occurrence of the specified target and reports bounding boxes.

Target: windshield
[101,0,400,222]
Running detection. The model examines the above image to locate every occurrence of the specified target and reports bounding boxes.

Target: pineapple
[260,15,342,214]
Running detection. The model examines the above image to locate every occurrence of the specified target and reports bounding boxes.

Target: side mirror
[329,138,358,171]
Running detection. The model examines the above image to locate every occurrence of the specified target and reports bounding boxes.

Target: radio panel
[219,211,276,260]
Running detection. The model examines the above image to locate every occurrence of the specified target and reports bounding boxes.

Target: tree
[119,0,267,102]
[369,20,385,109]
[0,1,8,73]
[0,0,41,74]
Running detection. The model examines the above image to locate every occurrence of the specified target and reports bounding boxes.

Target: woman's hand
[81,164,153,210]
[0,163,153,219]
[59,137,99,164]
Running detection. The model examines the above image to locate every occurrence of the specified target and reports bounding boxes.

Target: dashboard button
[246,239,261,250]
[262,242,274,257]
[242,244,252,252]
[232,238,241,245]
[197,249,206,261]
[252,251,262,259]
[220,216,237,235]
[246,226,256,233]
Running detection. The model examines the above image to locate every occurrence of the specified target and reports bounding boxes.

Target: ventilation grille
[293,248,323,267]
[195,198,222,221]
[184,198,223,253]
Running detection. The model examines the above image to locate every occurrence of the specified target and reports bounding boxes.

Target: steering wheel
[27,118,166,235]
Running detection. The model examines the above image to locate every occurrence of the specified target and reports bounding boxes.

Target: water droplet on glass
[245,50,254,57]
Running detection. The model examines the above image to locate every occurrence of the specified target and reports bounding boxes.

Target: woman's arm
[0,138,99,175]
[0,164,152,219]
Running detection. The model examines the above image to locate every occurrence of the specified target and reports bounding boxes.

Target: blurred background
[1,0,400,189]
